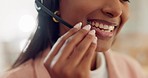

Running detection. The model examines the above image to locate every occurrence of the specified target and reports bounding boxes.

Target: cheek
[59,0,101,25]
[116,6,129,35]
[122,5,129,24]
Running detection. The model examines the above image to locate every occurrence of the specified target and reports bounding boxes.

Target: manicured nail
[88,30,96,36]
[74,22,82,29]
[92,37,97,44]
[82,25,91,30]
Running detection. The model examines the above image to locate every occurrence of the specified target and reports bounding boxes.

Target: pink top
[0,50,147,78]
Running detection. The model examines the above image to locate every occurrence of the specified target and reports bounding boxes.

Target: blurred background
[0,0,148,75]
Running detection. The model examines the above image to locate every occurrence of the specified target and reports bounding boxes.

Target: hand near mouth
[44,22,98,78]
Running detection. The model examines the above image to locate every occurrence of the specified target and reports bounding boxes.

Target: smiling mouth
[87,19,118,39]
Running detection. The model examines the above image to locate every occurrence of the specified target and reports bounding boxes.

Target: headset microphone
[35,0,73,28]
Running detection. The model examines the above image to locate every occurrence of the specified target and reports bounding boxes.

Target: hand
[44,22,97,78]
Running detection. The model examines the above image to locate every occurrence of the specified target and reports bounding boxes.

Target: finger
[79,37,97,70]
[67,30,96,67]
[54,25,91,65]
[44,22,82,68]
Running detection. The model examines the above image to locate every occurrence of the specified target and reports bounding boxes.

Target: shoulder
[111,50,145,78]
[111,51,141,68]
[0,59,35,78]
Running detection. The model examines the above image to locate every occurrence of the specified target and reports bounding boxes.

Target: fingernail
[88,30,96,36]
[82,25,91,30]
[74,22,82,29]
[92,37,97,44]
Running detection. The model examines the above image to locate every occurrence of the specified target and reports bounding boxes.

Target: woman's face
[59,0,129,52]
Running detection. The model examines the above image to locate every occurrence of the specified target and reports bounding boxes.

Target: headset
[35,0,73,28]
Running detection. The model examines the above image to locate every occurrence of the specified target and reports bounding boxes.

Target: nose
[101,0,122,18]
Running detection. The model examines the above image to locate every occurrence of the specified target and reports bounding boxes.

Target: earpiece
[35,0,73,28]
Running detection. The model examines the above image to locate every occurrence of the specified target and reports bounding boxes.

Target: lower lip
[91,27,114,40]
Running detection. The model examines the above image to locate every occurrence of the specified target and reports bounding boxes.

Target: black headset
[35,0,73,28]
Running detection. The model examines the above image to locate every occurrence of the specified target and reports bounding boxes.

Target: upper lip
[87,19,119,26]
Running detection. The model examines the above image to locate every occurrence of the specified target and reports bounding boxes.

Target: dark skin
[44,0,129,78]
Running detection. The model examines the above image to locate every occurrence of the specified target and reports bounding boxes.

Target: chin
[96,46,110,52]
[95,39,113,52]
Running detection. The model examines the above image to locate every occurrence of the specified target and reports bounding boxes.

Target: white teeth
[104,30,111,32]
[90,21,116,32]
[104,25,109,29]
[99,24,104,28]
[95,22,99,27]
[109,26,115,30]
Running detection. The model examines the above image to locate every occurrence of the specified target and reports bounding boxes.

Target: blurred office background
[0,0,148,75]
